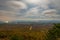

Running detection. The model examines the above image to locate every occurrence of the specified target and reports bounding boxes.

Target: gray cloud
[0,0,60,21]
[0,0,28,21]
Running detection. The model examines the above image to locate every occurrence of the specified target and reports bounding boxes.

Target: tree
[46,23,60,40]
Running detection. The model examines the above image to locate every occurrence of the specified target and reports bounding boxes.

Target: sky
[0,0,60,21]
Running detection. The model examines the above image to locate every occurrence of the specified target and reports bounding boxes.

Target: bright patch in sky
[25,0,40,4]
[25,0,50,4]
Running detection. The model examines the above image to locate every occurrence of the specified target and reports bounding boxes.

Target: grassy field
[0,23,60,40]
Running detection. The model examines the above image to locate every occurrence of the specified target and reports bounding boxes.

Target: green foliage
[10,35,19,40]
[46,23,60,40]
[0,32,7,39]
[0,31,47,40]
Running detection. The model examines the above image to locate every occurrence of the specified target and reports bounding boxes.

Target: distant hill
[0,20,60,24]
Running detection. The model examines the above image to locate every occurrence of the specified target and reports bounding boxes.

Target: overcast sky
[0,0,60,21]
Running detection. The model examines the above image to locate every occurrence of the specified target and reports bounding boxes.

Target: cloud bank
[0,0,60,21]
